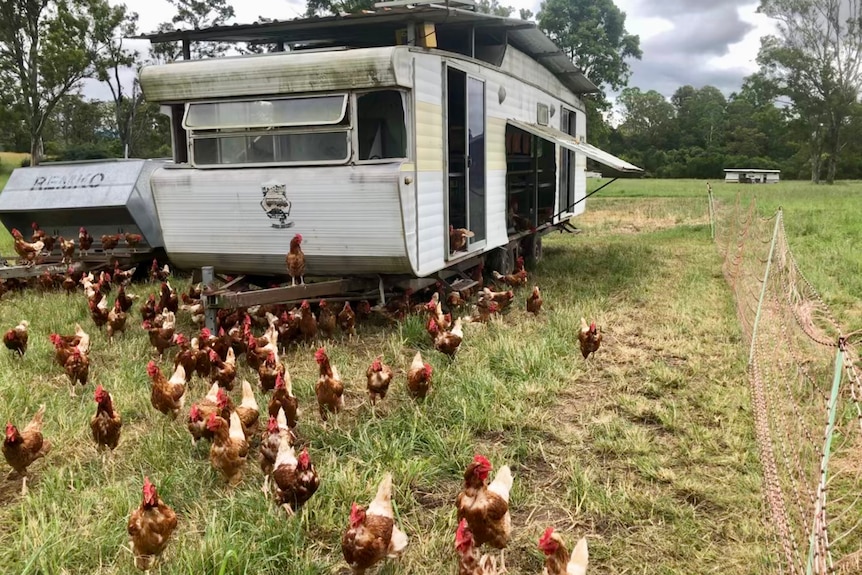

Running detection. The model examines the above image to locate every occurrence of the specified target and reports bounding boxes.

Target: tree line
[0,0,859,183]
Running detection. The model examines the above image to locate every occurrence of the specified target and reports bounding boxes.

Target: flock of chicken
[2,230,602,574]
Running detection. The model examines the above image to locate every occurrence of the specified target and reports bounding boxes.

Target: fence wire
[711,190,862,575]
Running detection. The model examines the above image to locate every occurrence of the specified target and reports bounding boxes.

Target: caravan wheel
[486,245,514,276]
[521,234,543,270]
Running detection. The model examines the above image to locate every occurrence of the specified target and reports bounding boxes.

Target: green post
[749,209,782,365]
[805,341,845,575]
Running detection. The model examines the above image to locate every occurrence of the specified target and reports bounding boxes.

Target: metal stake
[202,266,216,332]
[749,208,782,365]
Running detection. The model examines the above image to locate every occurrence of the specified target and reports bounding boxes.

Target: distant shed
[724,168,780,184]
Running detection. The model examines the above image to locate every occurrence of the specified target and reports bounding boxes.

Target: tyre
[521,233,543,270]
[485,245,514,276]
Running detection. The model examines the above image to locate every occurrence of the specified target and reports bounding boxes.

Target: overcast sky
[81,0,775,102]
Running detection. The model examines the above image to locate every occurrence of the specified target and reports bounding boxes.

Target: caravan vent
[537,103,549,126]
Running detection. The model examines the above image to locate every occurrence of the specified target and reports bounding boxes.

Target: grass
[0,178,857,573]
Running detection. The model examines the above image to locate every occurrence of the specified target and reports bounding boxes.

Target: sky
[82,0,776,103]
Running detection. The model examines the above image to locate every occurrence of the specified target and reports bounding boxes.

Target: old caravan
[138,1,641,280]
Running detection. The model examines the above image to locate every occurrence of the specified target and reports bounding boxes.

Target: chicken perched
[207,411,249,486]
[366,356,394,407]
[148,362,186,419]
[318,299,336,339]
[3,320,29,357]
[59,236,76,264]
[268,371,299,428]
[3,405,50,496]
[578,318,602,359]
[209,347,237,391]
[338,301,356,338]
[78,227,93,255]
[538,528,588,575]
[314,348,344,421]
[91,385,122,455]
[272,438,320,515]
[235,379,260,439]
[456,455,514,571]
[526,286,543,315]
[100,234,121,254]
[450,225,475,252]
[124,232,144,252]
[107,299,128,343]
[127,477,177,573]
[455,519,498,575]
[285,233,305,286]
[64,347,90,397]
[341,473,409,573]
[10,228,44,266]
[430,317,465,357]
[406,351,433,400]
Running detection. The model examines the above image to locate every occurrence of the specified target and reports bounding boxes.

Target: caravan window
[357,90,407,160]
[191,132,350,166]
[183,95,348,130]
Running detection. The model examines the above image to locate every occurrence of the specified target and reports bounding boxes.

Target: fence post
[202,266,216,332]
[805,340,846,575]
[749,209,782,365]
[707,183,715,239]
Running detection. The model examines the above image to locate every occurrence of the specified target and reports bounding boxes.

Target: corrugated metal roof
[136,6,599,95]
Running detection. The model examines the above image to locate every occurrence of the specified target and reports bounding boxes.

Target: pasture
[0,176,859,574]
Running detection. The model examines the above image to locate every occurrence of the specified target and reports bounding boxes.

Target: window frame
[353,88,411,165]
[182,94,349,131]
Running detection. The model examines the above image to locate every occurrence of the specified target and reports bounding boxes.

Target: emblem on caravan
[260,181,294,229]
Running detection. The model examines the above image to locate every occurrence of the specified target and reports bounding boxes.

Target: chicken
[188,385,233,444]
[272,438,320,515]
[538,528,588,575]
[235,379,260,439]
[318,299,337,339]
[64,347,90,397]
[149,259,170,282]
[3,320,29,357]
[430,317,464,357]
[341,473,409,573]
[285,233,305,286]
[366,356,394,406]
[59,236,76,264]
[450,225,475,252]
[356,300,372,321]
[526,286,543,315]
[139,294,157,323]
[338,301,356,338]
[157,282,179,315]
[3,404,50,496]
[29,222,47,246]
[209,347,237,391]
[456,455,514,571]
[61,267,78,294]
[124,232,144,252]
[191,337,212,380]
[471,300,500,324]
[259,408,290,491]
[578,318,602,360]
[207,411,249,486]
[106,299,128,342]
[173,334,196,383]
[492,265,528,288]
[111,283,135,312]
[481,288,515,310]
[113,262,136,285]
[298,300,317,343]
[148,361,186,419]
[100,234,121,254]
[314,347,344,421]
[10,228,44,266]
[257,351,285,393]
[406,351,433,400]
[455,519,499,575]
[89,295,109,329]
[38,269,56,291]
[268,371,299,428]
[78,227,93,255]
[143,315,176,359]
[180,301,205,327]
[127,477,177,573]
[91,385,122,454]
[49,325,89,369]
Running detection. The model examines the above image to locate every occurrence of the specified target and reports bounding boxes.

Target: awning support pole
[546,177,618,224]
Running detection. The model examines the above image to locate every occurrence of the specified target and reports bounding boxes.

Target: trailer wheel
[521,233,543,270]
[486,245,514,277]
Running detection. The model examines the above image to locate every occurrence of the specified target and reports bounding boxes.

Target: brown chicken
[191,337,212,380]
[3,320,29,357]
[88,293,110,329]
[144,312,176,359]
[578,318,602,359]
[124,232,144,252]
[455,519,498,575]
[318,299,336,339]
[127,477,177,572]
[10,228,44,266]
[91,385,122,454]
[148,361,186,419]
[209,347,237,391]
[58,236,76,264]
[150,259,170,282]
[100,234,121,254]
[173,334,196,383]
[207,411,249,486]
[456,455,514,571]
[450,225,475,252]
[356,300,372,321]
[61,267,78,293]
[272,437,320,515]
[338,301,356,337]
[78,227,93,255]
[285,233,305,286]
[526,286,543,315]
[106,299,128,342]
[64,347,90,397]
[481,288,515,310]
[29,221,46,244]
[342,473,409,573]
[258,351,285,393]
[430,317,464,357]
[158,282,179,314]
[188,385,233,444]
[298,300,317,342]
[259,409,290,493]
[538,527,589,575]
[235,379,260,439]
[113,262,136,285]
[407,351,433,400]
[268,371,299,428]
[492,268,527,288]
[38,269,56,291]
[365,356,394,406]
[314,347,344,421]
[3,404,50,495]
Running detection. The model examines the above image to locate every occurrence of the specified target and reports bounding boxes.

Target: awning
[507,119,643,173]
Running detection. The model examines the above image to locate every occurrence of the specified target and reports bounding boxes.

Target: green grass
[0,178,856,573]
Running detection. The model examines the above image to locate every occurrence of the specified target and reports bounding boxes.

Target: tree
[306,0,373,17]
[671,85,727,150]
[0,0,127,165]
[537,0,641,96]
[151,0,236,62]
[476,0,513,17]
[616,87,675,149]
[757,0,862,183]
